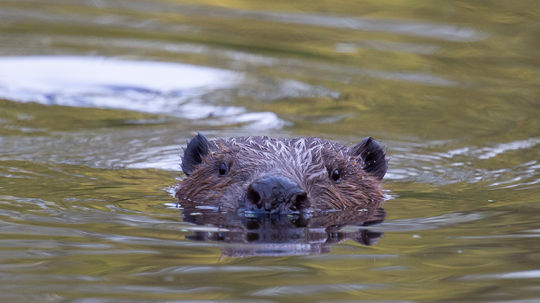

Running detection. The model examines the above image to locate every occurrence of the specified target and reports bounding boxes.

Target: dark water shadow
[181,205,386,257]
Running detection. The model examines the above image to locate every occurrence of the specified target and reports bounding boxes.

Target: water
[0,0,539,302]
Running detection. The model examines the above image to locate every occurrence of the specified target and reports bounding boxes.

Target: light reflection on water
[0,56,288,130]
[0,0,539,302]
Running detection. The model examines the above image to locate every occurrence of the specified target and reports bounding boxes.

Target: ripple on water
[250,283,384,296]
[0,56,286,130]
[387,138,540,190]
[462,270,540,280]
[91,1,485,42]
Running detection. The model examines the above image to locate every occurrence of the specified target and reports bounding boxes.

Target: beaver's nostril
[292,191,308,210]
[246,185,262,207]
[294,192,308,204]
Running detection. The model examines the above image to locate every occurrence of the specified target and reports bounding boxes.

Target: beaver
[176,134,387,214]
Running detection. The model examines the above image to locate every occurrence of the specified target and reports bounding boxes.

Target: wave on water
[387,138,540,190]
[0,56,285,130]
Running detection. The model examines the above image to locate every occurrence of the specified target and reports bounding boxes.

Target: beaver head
[176,134,387,214]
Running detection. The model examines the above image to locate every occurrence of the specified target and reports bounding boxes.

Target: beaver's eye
[330,168,341,183]
[218,162,228,176]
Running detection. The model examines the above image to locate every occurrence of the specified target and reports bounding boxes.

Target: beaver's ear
[182,133,209,175]
[350,137,387,180]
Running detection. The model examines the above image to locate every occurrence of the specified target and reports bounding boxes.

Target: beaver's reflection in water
[181,206,385,257]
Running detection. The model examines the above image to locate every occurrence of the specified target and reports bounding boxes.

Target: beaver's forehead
[208,137,351,176]
[214,136,348,156]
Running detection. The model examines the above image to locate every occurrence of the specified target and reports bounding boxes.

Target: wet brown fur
[176,136,385,212]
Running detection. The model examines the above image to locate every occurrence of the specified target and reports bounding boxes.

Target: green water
[1,0,540,302]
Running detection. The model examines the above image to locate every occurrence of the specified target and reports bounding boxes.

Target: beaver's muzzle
[246,175,308,213]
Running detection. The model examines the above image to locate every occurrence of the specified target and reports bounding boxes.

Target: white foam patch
[0,56,286,130]
[0,56,238,99]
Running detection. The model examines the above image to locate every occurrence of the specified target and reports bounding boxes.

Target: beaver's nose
[246,175,308,212]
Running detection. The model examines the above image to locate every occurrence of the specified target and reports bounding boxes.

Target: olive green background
[0,0,539,302]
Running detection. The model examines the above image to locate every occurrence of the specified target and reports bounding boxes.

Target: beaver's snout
[246,175,308,213]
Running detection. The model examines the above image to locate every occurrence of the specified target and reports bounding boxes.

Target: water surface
[0,0,539,302]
